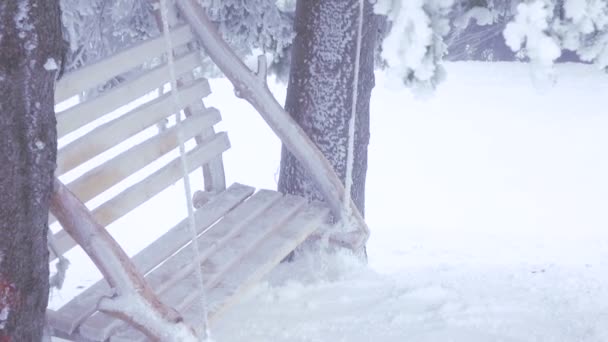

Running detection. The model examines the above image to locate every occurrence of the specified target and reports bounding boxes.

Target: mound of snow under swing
[51,61,608,341]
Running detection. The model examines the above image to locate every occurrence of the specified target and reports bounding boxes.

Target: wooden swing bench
[46,3,368,341]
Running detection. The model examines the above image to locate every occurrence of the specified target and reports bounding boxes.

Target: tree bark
[278,0,379,218]
[0,1,63,340]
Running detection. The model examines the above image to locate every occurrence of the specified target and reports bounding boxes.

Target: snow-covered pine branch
[503,0,562,84]
[60,0,157,71]
[198,0,294,60]
[377,0,607,92]
[503,0,608,81]
[555,0,608,70]
[374,0,454,95]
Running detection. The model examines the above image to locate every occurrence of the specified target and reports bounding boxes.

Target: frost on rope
[344,0,364,219]
[503,1,561,84]
[160,0,210,339]
[374,0,453,95]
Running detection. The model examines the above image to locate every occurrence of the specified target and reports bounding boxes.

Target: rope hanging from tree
[159,0,211,339]
[344,0,365,217]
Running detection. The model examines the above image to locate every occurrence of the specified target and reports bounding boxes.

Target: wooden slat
[94,132,229,227]
[201,139,226,191]
[57,51,202,138]
[165,203,328,342]
[50,183,255,336]
[47,309,97,342]
[110,193,310,342]
[180,195,307,309]
[49,132,230,264]
[50,105,218,261]
[55,25,195,103]
[57,80,212,175]
[205,202,329,318]
[82,189,284,341]
[187,102,226,192]
[62,109,220,204]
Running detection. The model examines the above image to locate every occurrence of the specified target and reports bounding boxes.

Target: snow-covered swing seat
[46,2,368,341]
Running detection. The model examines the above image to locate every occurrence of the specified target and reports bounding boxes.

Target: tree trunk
[278,0,379,218]
[0,1,63,340]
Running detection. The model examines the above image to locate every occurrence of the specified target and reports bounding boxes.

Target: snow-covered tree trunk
[278,0,379,218]
[0,0,64,339]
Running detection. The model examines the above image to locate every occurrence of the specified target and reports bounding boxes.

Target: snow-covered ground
[51,62,608,341]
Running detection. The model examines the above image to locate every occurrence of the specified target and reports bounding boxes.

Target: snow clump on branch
[198,0,294,59]
[374,0,454,95]
[503,0,608,82]
[556,0,608,70]
[503,0,561,84]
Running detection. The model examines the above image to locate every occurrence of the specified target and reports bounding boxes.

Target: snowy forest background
[60,0,608,86]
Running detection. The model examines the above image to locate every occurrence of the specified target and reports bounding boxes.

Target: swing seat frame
[47,1,369,340]
[48,23,331,341]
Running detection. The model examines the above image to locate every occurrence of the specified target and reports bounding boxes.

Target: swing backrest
[50,24,227,261]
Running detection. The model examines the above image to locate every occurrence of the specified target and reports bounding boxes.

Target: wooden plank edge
[56,80,213,176]
[64,109,221,204]
[57,51,202,138]
[51,132,230,258]
[206,202,330,321]
[55,25,194,103]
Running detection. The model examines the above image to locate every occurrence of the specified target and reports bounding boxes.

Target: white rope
[344,0,365,217]
[159,1,211,339]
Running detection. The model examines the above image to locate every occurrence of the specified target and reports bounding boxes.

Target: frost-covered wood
[65,111,220,203]
[50,132,230,259]
[49,179,200,341]
[56,80,212,175]
[110,197,330,342]
[80,189,284,340]
[204,202,330,319]
[176,0,370,251]
[48,183,254,336]
[197,123,227,192]
[55,24,195,103]
[50,179,328,341]
[0,1,63,340]
[185,102,227,193]
[57,51,202,138]
[93,133,229,224]
[152,8,227,193]
[50,21,221,263]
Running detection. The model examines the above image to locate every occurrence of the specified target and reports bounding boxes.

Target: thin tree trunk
[279,0,379,218]
[0,1,63,340]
